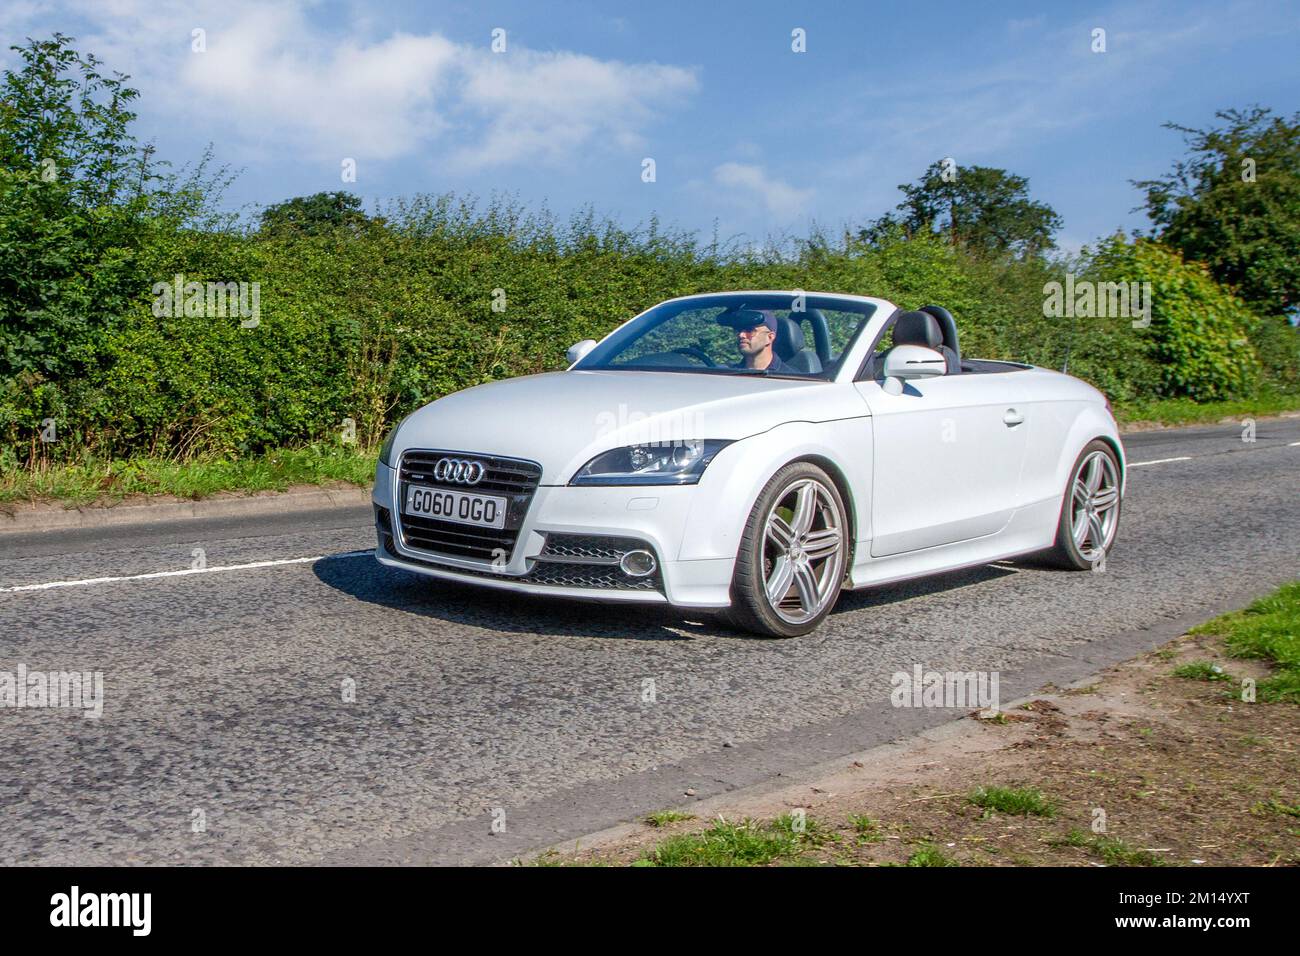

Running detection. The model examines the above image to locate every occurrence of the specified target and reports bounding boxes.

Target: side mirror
[566,339,598,366]
[881,345,946,395]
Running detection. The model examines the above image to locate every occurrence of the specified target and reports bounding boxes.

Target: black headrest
[774,315,804,359]
[893,311,942,349]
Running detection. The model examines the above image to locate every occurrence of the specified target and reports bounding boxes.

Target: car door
[855,373,1031,557]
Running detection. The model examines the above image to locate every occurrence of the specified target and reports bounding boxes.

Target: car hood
[392,369,868,484]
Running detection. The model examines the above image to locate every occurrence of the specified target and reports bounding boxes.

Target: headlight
[378,414,412,467]
[570,440,732,486]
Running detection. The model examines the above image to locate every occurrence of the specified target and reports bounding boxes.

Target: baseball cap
[717,308,777,333]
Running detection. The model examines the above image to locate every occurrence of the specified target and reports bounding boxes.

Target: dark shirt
[732,354,799,376]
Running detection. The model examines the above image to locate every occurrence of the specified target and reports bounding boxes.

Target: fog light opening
[619,549,657,578]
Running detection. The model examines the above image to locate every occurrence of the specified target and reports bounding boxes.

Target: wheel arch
[677,418,872,563]
[1046,404,1127,504]
[1094,434,1126,490]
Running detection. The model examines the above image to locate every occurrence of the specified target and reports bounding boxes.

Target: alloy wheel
[761,478,846,624]
[1069,450,1120,562]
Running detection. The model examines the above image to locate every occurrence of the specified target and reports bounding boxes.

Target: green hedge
[1,197,1295,467]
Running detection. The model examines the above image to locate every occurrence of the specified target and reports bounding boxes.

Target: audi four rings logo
[434,458,486,485]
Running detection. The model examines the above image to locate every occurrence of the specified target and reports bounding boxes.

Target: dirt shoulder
[535,628,1299,866]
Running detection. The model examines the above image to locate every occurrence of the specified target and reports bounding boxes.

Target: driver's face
[736,324,774,356]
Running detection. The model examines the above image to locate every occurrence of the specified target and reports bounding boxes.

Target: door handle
[1003,408,1025,426]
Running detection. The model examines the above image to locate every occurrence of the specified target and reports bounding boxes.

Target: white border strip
[1128,456,1193,467]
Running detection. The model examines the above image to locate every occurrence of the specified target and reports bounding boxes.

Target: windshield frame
[571,292,880,382]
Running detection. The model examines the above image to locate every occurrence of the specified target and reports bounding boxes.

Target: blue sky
[3,0,1298,253]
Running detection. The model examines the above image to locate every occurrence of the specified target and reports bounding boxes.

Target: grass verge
[1113,390,1300,428]
[1190,582,1300,702]
[968,786,1057,818]
[899,843,960,867]
[0,445,378,507]
[1171,660,1232,682]
[635,816,821,867]
[540,581,1300,867]
[643,811,695,828]
[1050,829,1168,867]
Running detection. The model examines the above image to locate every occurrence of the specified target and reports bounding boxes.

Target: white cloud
[181,17,459,160]
[0,0,40,32]
[453,49,697,170]
[0,0,698,167]
[711,162,814,220]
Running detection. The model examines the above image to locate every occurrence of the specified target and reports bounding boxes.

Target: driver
[717,309,796,374]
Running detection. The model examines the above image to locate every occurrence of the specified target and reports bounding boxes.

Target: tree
[861,161,1062,258]
[0,34,236,462]
[0,33,149,207]
[259,191,372,236]
[1134,106,1300,317]
[0,34,158,382]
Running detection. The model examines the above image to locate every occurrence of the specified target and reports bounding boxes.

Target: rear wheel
[1045,439,1122,569]
[726,462,849,637]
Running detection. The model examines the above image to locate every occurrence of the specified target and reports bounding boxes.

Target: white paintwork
[373,291,1125,614]
[565,339,598,364]
[880,344,947,395]
[856,371,1031,556]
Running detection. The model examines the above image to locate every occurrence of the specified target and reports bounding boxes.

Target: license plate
[403,485,507,529]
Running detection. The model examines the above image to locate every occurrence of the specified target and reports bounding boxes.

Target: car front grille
[531,534,663,590]
[377,521,663,595]
[394,449,543,563]
[398,450,542,496]
[524,558,661,591]
[538,534,649,561]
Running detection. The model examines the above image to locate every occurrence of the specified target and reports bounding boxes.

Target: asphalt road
[1,418,1297,865]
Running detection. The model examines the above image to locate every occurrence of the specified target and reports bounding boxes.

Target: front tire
[726,462,849,638]
[1045,439,1122,570]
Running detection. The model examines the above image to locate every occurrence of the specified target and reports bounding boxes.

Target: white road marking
[0,550,374,594]
[4,438,1296,593]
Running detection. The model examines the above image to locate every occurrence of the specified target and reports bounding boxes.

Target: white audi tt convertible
[372,292,1124,636]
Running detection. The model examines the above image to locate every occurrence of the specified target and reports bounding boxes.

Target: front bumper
[372,460,734,608]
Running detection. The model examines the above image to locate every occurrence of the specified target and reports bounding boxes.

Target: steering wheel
[670,346,717,367]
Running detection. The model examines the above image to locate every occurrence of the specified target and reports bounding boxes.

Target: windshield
[573,293,877,379]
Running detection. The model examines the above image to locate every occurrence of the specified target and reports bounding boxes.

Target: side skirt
[847,496,1059,589]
